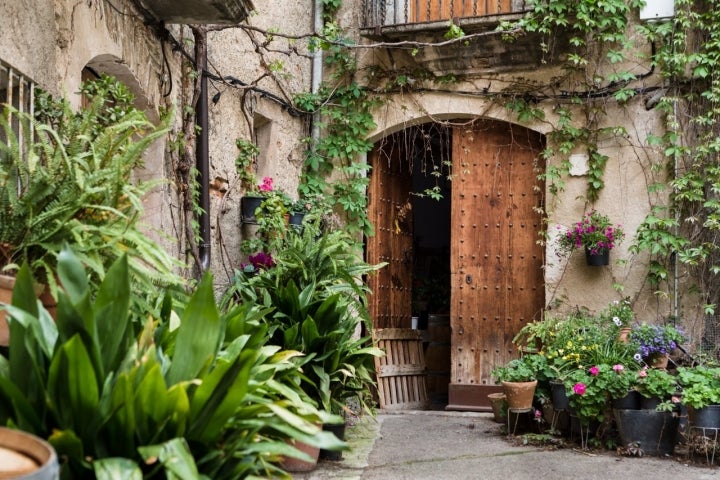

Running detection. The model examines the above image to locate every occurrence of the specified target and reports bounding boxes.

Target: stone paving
[295,410,720,480]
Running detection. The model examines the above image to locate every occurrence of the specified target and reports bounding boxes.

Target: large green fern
[0,76,184,297]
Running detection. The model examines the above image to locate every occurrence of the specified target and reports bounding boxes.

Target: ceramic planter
[501,380,537,411]
[0,426,59,479]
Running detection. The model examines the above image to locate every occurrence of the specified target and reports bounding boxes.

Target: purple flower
[249,251,275,270]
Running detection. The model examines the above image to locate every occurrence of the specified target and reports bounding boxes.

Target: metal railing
[361,0,530,28]
[0,59,36,158]
[1,59,35,117]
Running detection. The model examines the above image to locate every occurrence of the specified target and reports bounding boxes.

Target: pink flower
[638,369,648,378]
[534,409,542,419]
[573,383,586,395]
[589,366,599,376]
[612,364,624,373]
[258,176,274,192]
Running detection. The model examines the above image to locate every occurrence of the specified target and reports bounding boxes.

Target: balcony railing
[361,0,530,28]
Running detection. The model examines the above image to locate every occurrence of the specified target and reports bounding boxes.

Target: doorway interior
[367,119,546,411]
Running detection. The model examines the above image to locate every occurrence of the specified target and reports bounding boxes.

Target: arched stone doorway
[367,118,546,410]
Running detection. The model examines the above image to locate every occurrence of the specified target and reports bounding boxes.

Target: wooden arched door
[447,120,545,410]
[366,120,545,411]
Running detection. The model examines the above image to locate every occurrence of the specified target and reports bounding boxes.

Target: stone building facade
[1,0,699,409]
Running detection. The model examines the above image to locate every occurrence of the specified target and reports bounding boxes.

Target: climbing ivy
[500,0,644,202]
[630,0,720,314]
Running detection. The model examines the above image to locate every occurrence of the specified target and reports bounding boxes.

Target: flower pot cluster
[491,298,720,458]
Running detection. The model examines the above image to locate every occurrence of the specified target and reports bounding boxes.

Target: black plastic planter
[614,409,679,456]
[241,196,264,224]
[319,423,346,461]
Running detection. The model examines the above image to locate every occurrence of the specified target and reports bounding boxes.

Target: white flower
[633,353,643,362]
[612,316,622,327]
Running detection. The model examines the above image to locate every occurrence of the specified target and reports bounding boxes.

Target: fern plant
[0,76,183,297]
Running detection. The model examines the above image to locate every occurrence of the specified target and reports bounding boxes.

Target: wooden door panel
[410,0,514,23]
[448,121,544,409]
[367,141,414,329]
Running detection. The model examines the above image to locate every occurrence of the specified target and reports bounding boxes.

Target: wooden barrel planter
[425,314,450,406]
[0,427,59,479]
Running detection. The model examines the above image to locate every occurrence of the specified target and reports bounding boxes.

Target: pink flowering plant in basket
[556,210,625,256]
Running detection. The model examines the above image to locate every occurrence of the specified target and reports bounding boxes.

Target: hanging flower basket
[585,247,609,266]
[556,211,624,266]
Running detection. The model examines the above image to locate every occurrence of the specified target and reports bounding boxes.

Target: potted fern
[0,75,183,343]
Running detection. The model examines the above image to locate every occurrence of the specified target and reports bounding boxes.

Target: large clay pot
[279,438,320,473]
[501,380,537,411]
[487,392,507,423]
[0,427,59,479]
[0,275,57,347]
[645,352,669,369]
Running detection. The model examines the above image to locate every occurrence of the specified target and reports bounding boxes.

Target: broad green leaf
[188,351,253,443]
[167,273,221,385]
[94,457,143,480]
[47,334,99,440]
[48,429,84,468]
[8,263,39,393]
[138,438,201,480]
[102,372,136,458]
[94,254,131,375]
[57,245,89,303]
[0,377,42,433]
[134,362,169,437]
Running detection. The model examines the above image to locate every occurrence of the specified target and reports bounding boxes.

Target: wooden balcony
[361,0,530,30]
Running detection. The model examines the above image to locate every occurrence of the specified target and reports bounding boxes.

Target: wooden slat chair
[373,328,429,410]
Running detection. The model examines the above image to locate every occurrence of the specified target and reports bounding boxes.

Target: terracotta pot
[487,392,507,423]
[645,352,669,369]
[279,438,320,473]
[0,275,57,347]
[501,380,537,411]
[618,327,632,343]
